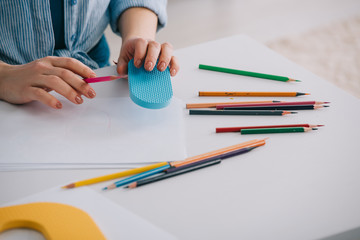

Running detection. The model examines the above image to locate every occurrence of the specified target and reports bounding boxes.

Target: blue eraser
[128,59,173,109]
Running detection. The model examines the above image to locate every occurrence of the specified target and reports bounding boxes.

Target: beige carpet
[267,16,360,98]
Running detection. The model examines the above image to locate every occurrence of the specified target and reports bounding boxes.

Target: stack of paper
[0,66,186,171]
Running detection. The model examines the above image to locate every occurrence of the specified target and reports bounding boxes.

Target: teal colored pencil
[199,64,300,82]
[103,164,171,190]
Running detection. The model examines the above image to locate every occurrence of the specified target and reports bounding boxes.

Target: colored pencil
[223,105,328,111]
[103,164,171,190]
[199,91,309,97]
[62,162,169,188]
[171,138,267,167]
[186,100,280,109]
[126,159,222,189]
[189,109,296,116]
[216,124,324,133]
[199,64,300,82]
[83,75,123,83]
[241,127,317,134]
[167,147,256,174]
[216,101,329,109]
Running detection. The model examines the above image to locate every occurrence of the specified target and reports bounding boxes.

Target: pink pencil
[216,101,330,110]
[83,75,125,83]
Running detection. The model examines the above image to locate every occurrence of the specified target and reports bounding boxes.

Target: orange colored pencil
[198,92,309,97]
[170,138,267,167]
[186,100,279,109]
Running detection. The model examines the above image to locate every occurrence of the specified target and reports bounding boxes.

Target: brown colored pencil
[186,100,280,109]
[199,91,309,97]
[171,138,267,168]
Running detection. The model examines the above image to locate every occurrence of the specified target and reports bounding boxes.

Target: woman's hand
[116,37,180,77]
[0,57,97,109]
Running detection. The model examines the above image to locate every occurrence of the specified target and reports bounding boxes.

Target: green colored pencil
[199,64,300,82]
[241,127,317,134]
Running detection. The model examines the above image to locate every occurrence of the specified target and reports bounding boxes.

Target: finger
[46,67,96,99]
[157,42,173,72]
[133,38,148,68]
[169,56,180,77]
[34,75,85,104]
[27,87,63,109]
[46,56,96,79]
[144,41,161,71]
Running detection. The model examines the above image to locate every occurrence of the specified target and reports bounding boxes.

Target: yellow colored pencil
[62,162,169,188]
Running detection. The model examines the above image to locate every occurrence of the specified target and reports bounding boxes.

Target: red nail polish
[88,89,96,98]
[75,96,83,104]
[56,102,62,109]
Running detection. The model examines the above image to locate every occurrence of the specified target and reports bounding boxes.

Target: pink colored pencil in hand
[83,75,126,83]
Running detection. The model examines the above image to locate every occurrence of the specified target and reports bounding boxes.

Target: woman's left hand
[116,37,179,77]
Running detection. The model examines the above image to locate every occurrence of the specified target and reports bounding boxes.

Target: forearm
[118,7,158,42]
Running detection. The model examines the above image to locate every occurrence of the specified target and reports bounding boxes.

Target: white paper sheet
[0,64,187,169]
[0,187,175,240]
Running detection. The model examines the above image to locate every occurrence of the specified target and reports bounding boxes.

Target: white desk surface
[1,35,360,240]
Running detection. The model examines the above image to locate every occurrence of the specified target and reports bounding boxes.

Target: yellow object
[0,202,106,240]
[63,161,169,188]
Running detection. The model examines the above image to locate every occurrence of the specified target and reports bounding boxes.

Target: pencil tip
[62,183,75,189]
[324,101,330,104]
[295,80,301,82]
[312,128,318,130]
[291,112,298,114]
[317,125,325,127]
[102,187,107,191]
[323,105,330,107]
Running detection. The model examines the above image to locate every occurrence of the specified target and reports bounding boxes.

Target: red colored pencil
[216,124,324,133]
[216,101,329,110]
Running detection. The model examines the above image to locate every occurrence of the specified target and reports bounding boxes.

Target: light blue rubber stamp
[128,59,173,109]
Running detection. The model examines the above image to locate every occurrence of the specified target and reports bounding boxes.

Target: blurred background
[105,0,360,98]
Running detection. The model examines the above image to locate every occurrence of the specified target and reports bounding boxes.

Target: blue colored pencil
[103,164,171,190]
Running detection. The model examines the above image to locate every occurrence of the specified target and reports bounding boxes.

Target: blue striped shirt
[0,0,167,69]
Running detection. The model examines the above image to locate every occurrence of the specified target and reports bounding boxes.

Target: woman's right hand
[0,56,97,109]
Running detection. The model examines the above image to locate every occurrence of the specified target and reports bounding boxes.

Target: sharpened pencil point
[295,80,301,82]
[62,183,75,189]
[102,187,107,191]
[324,105,330,107]
[312,128,318,130]
[291,112,298,114]
[317,125,325,127]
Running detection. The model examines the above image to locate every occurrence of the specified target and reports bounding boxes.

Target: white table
[1,35,360,240]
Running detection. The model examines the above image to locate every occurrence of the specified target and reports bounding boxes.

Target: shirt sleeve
[109,0,167,36]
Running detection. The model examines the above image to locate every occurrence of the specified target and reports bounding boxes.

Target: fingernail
[56,102,62,109]
[88,89,96,98]
[171,69,176,76]
[158,62,166,71]
[75,95,83,104]
[90,73,97,78]
[145,61,153,71]
[136,59,142,67]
